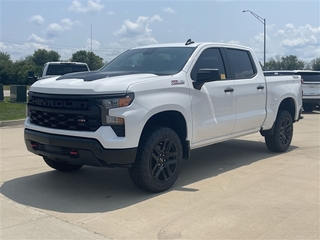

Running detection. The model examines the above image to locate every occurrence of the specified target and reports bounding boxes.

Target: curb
[0,119,25,127]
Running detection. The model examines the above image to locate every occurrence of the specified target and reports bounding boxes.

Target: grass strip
[0,97,26,121]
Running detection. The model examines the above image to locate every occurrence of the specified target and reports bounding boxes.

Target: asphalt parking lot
[1,112,319,239]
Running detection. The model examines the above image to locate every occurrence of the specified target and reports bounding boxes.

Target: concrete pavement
[1,112,319,239]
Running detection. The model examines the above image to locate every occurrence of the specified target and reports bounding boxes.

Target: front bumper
[24,129,137,167]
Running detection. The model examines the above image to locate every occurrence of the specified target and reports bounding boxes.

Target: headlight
[101,93,134,109]
[99,93,134,136]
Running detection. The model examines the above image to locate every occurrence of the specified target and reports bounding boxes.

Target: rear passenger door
[225,48,266,134]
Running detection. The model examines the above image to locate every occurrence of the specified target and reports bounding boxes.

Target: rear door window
[226,49,257,79]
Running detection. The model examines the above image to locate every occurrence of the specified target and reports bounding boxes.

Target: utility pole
[243,10,266,70]
[91,25,92,52]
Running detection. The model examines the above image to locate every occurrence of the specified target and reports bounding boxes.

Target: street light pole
[243,10,266,70]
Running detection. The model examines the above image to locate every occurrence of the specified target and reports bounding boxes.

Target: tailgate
[301,73,320,99]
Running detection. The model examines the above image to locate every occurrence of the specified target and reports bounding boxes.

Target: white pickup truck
[28,61,90,81]
[24,40,303,192]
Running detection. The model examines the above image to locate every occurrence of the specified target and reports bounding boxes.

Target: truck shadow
[0,139,297,213]
[302,110,320,115]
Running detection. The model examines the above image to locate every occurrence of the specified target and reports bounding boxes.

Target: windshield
[100,47,196,75]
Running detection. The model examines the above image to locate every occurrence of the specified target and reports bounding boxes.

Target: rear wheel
[43,157,83,171]
[265,110,293,152]
[129,126,183,193]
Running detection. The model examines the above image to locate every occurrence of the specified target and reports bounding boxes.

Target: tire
[303,104,315,112]
[43,157,83,172]
[265,110,293,152]
[129,126,183,193]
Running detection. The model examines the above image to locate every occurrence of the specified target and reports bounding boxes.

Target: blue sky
[0,0,319,64]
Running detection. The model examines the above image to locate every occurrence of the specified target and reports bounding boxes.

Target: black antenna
[185,39,194,45]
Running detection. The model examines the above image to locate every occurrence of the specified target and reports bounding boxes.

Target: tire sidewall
[130,127,183,193]
[273,110,293,152]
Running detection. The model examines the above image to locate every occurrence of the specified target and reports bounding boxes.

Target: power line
[0,38,128,52]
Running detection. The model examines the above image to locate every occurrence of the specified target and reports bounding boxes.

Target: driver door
[189,47,236,147]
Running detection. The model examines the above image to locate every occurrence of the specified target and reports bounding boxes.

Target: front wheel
[265,110,293,152]
[43,157,83,171]
[129,126,183,193]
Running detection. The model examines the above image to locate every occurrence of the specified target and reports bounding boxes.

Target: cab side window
[226,49,256,79]
[191,48,227,80]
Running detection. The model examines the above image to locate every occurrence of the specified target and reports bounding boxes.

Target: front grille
[28,92,102,131]
[29,110,101,131]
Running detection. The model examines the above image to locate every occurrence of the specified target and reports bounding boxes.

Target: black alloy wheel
[129,126,183,193]
[265,110,293,152]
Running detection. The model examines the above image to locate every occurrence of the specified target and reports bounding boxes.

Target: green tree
[0,52,13,84]
[0,52,11,62]
[264,55,282,70]
[13,60,39,85]
[264,55,305,70]
[310,57,320,71]
[31,49,60,66]
[70,50,104,70]
[280,55,304,70]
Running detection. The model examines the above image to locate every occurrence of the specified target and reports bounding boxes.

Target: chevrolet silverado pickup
[28,61,90,81]
[24,39,303,192]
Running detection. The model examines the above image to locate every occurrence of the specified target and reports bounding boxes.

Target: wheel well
[260,97,296,137]
[141,111,190,159]
[278,97,295,120]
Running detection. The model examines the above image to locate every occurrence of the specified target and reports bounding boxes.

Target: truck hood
[29,71,160,94]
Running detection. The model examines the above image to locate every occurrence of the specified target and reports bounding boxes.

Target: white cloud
[60,49,74,61]
[44,23,64,39]
[277,24,320,48]
[162,7,176,14]
[114,15,162,38]
[107,11,114,15]
[101,42,128,61]
[151,15,162,22]
[228,40,241,45]
[28,15,45,25]
[61,18,80,30]
[0,42,50,60]
[109,15,163,60]
[27,34,47,43]
[249,23,320,62]
[86,38,100,50]
[69,0,104,13]
[285,23,295,29]
[43,18,80,39]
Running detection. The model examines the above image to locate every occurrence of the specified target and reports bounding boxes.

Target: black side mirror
[193,68,221,90]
